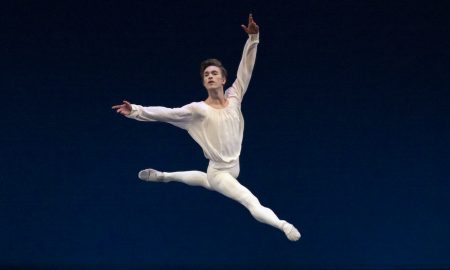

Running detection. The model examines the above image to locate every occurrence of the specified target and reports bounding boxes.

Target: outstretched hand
[112,100,132,116]
[241,13,259,34]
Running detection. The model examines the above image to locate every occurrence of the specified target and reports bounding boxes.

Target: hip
[207,161,240,179]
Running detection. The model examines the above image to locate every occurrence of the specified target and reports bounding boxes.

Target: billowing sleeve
[126,102,196,130]
[227,33,259,102]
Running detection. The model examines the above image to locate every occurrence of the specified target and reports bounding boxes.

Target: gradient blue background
[1,1,449,269]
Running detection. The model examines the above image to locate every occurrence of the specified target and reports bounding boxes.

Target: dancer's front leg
[208,170,300,241]
[139,169,211,190]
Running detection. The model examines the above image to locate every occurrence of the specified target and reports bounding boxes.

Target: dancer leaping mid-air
[112,14,300,241]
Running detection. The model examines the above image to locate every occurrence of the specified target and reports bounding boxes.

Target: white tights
[162,164,285,231]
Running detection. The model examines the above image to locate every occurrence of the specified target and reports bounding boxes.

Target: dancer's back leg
[139,169,211,190]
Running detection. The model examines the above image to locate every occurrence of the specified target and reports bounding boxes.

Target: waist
[208,158,239,169]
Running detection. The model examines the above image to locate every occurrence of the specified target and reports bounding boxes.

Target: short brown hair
[200,58,228,80]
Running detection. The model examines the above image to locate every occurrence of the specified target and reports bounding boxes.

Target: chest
[203,104,242,128]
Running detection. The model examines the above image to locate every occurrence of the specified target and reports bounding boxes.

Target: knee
[239,192,260,209]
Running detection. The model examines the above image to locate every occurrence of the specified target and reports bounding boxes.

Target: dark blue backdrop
[1,1,449,269]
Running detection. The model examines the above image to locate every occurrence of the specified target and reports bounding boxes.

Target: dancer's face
[203,66,226,90]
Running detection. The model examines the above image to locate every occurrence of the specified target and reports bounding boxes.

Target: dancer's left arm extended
[229,14,260,102]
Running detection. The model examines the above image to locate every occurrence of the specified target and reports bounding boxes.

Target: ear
[221,78,226,85]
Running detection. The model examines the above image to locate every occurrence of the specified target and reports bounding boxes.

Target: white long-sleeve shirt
[127,33,259,169]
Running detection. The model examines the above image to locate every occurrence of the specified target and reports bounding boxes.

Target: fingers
[123,100,132,110]
[116,108,127,115]
[112,101,132,117]
[112,100,131,109]
[247,13,257,30]
[242,13,255,33]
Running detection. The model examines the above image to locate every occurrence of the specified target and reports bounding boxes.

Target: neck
[205,87,228,107]
[206,87,225,102]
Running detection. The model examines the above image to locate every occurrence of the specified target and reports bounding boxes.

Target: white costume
[126,33,300,241]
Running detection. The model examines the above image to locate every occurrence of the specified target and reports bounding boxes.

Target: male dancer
[112,14,300,241]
